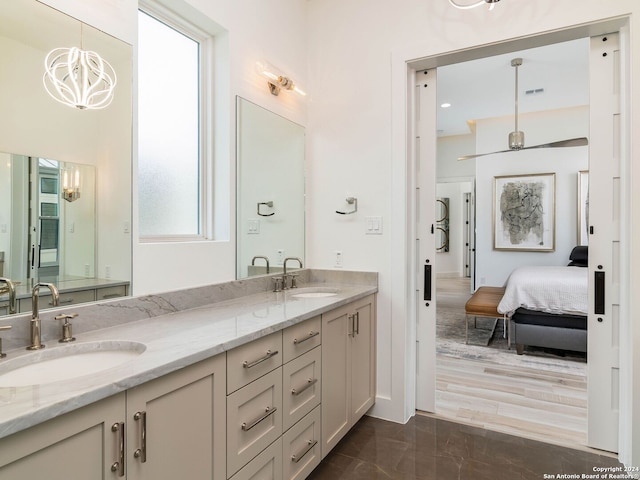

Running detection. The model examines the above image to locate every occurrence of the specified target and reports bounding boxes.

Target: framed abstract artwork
[493,172,556,251]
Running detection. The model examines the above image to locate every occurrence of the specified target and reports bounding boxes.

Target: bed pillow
[568,246,588,267]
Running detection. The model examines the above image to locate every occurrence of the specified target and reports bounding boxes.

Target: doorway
[410,27,628,454]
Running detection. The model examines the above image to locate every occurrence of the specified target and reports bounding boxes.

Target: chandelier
[448,0,500,10]
[43,46,117,110]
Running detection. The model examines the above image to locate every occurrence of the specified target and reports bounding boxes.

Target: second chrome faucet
[28,282,60,350]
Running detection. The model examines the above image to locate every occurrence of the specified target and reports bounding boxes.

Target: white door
[587,32,621,453]
[415,69,437,412]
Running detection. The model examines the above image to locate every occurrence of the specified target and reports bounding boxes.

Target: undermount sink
[0,341,146,387]
[289,287,339,299]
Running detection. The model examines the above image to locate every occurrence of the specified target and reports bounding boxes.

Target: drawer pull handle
[291,378,318,396]
[243,349,279,369]
[133,411,147,463]
[291,439,317,463]
[111,422,125,477]
[293,331,319,345]
[102,293,122,299]
[50,298,73,305]
[242,406,278,431]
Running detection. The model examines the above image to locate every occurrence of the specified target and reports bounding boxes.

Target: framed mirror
[236,97,305,279]
[0,0,132,316]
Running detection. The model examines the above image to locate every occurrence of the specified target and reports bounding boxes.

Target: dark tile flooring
[308,414,622,480]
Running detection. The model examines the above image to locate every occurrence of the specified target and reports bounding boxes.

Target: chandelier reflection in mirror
[448,0,500,10]
[43,45,117,110]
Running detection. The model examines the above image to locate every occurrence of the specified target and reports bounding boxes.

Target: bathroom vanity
[0,270,376,479]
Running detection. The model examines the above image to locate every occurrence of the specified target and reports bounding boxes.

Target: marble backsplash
[0,269,377,351]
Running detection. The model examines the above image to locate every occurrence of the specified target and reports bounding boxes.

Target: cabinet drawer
[229,438,282,480]
[282,346,321,432]
[282,316,321,363]
[227,331,283,394]
[283,406,321,480]
[227,368,283,476]
[96,285,127,300]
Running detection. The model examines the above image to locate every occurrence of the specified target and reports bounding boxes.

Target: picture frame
[577,170,589,246]
[493,172,556,251]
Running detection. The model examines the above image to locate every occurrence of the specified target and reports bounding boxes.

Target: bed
[497,252,588,355]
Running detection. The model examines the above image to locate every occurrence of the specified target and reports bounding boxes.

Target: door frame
[391,16,632,458]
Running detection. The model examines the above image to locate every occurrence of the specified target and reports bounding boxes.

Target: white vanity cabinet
[0,354,226,480]
[321,294,376,457]
[126,354,226,480]
[0,393,126,479]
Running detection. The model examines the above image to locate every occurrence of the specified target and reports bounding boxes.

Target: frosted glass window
[138,10,201,237]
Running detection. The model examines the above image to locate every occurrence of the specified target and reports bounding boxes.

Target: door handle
[423,262,432,302]
[594,270,605,315]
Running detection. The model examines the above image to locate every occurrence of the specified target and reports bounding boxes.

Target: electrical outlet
[334,251,343,268]
[277,249,285,264]
[105,265,112,279]
[84,264,90,277]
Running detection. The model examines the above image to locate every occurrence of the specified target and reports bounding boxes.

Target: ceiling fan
[458,57,588,161]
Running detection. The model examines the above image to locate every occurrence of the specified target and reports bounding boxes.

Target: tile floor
[308,414,622,480]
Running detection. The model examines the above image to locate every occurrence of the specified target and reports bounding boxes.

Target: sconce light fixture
[61,167,81,202]
[256,60,306,97]
[43,24,117,110]
[448,0,500,10]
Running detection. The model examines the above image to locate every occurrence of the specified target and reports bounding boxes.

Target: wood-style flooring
[432,277,591,451]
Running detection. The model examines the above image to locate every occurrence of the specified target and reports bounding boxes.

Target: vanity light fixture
[61,166,81,202]
[448,0,500,10]
[256,60,306,97]
[43,24,117,110]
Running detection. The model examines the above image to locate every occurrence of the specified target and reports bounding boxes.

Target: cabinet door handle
[133,411,147,463]
[293,331,319,345]
[241,406,277,431]
[355,311,360,335]
[291,439,318,463]
[243,349,279,369]
[348,314,354,337]
[291,378,318,396]
[110,422,125,477]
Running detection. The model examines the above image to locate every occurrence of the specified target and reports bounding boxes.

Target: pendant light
[43,24,117,110]
[448,0,500,10]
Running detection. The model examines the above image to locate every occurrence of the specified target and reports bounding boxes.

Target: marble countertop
[0,282,376,439]
[0,276,129,302]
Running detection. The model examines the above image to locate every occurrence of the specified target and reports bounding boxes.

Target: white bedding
[497,266,588,316]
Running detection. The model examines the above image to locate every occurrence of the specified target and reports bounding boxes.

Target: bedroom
[432,37,592,446]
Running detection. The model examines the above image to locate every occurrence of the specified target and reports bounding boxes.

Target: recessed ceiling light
[441,102,451,108]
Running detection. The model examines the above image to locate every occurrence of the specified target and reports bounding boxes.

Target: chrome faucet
[28,283,59,350]
[0,278,17,314]
[251,255,270,274]
[282,257,303,289]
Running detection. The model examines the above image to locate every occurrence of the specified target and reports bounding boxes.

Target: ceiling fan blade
[458,137,588,161]
[521,137,589,150]
[457,149,514,161]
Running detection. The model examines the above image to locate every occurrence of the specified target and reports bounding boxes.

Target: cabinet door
[320,302,351,457]
[351,295,376,422]
[0,393,125,480]
[126,354,226,480]
[229,438,282,480]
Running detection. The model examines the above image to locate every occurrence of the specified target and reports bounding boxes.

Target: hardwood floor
[432,277,591,451]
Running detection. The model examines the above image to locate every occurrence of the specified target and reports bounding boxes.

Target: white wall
[474,106,589,286]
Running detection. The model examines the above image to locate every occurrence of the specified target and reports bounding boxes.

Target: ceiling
[436,37,590,137]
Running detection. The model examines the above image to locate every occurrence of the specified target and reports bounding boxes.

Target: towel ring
[257,201,275,217]
[336,197,357,215]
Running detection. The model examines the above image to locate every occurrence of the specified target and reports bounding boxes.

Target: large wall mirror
[0,0,132,317]
[236,97,305,279]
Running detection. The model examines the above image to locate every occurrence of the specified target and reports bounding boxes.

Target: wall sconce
[43,25,117,110]
[61,167,81,202]
[256,60,306,97]
[448,0,500,10]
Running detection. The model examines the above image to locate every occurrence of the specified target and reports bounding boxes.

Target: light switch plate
[248,218,260,234]
[365,216,383,235]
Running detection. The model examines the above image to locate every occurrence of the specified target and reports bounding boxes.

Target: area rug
[437,306,498,346]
